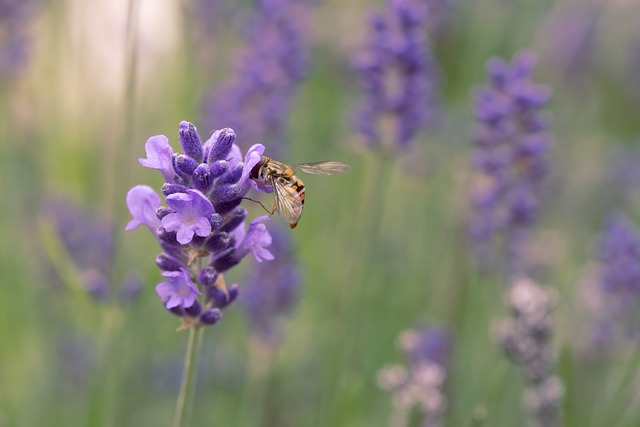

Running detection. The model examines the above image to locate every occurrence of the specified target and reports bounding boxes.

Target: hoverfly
[249,156,350,228]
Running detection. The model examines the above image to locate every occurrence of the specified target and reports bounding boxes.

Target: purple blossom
[156,269,201,309]
[583,213,640,345]
[377,325,452,427]
[240,144,268,191]
[234,216,274,262]
[162,189,215,244]
[125,185,162,231]
[353,0,439,151]
[242,227,300,343]
[139,135,176,182]
[468,51,552,275]
[126,121,274,329]
[204,0,309,156]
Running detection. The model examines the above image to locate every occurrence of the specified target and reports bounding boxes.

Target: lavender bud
[156,253,184,271]
[211,184,243,204]
[156,206,173,220]
[213,198,243,216]
[158,228,180,246]
[220,207,247,233]
[215,164,244,186]
[193,163,213,193]
[184,300,202,317]
[210,213,223,229]
[168,306,186,316]
[200,308,223,325]
[211,247,240,273]
[209,160,229,179]
[205,232,231,253]
[207,128,236,163]
[161,183,188,196]
[209,283,239,309]
[198,267,218,287]
[174,154,199,180]
[178,121,204,163]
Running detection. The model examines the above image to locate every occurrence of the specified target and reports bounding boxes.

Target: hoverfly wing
[272,178,304,228]
[292,161,350,176]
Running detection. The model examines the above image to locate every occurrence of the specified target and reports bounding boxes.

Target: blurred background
[2,0,640,426]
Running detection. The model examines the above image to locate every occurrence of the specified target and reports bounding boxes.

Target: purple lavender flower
[139,135,176,182]
[233,216,274,262]
[378,325,452,427]
[162,190,215,244]
[125,185,162,231]
[493,277,563,427]
[353,0,438,151]
[156,269,201,309]
[204,0,308,155]
[582,213,640,346]
[468,51,552,274]
[126,121,274,329]
[241,227,300,343]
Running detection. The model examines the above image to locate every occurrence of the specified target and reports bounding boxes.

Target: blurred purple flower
[0,0,40,78]
[205,0,309,156]
[162,189,215,244]
[156,269,201,309]
[541,5,600,82]
[127,121,275,329]
[582,213,640,345]
[353,0,439,151]
[242,227,300,343]
[45,198,141,304]
[378,325,451,427]
[468,51,552,275]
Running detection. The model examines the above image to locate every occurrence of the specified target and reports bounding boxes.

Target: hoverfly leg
[241,197,273,216]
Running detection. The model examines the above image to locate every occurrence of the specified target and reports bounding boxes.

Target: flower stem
[172,327,205,427]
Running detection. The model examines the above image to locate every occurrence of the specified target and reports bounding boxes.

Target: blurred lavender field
[2,0,640,426]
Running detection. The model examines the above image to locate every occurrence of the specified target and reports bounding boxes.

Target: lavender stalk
[468,51,551,275]
[494,277,563,427]
[126,121,276,422]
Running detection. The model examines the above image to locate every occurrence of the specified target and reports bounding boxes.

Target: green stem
[599,345,640,427]
[173,327,205,427]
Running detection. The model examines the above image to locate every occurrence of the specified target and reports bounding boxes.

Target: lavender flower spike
[378,325,452,427]
[468,50,552,274]
[582,213,640,346]
[353,0,438,151]
[126,121,273,329]
[494,277,563,427]
[162,189,215,245]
